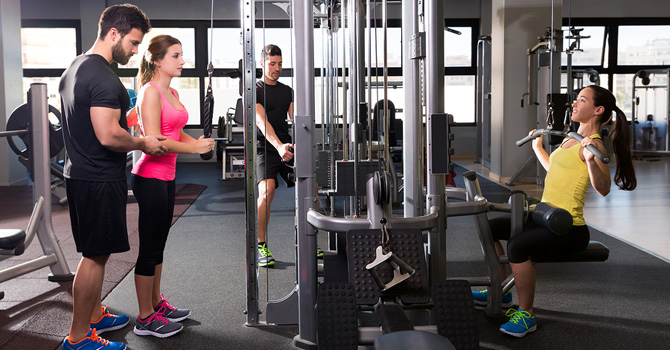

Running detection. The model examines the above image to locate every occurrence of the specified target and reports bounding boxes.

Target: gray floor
[95,161,670,350]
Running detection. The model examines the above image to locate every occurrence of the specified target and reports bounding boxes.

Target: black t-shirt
[256,80,293,154]
[59,54,130,181]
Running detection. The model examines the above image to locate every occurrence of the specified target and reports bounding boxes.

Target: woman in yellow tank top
[473,86,637,337]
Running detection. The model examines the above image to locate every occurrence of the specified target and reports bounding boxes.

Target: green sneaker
[316,245,324,258]
[500,308,536,337]
[258,243,275,267]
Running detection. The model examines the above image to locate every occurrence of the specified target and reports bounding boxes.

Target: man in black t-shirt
[255,44,295,267]
[59,5,166,350]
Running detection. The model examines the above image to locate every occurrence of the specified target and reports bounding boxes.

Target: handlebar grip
[567,131,610,164]
[200,150,214,160]
[515,129,544,147]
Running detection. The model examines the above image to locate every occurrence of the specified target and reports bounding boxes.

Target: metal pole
[242,0,259,326]
[402,0,422,218]
[29,83,72,280]
[366,0,373,159]
[347,0,362,216]
[293,0,317,348]
[425,0,446,283]
[382,0,389,174]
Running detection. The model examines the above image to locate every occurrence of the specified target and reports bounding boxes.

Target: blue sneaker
[500,308,537,337]
[471,289,513,308]
[90,305,130,334]
[63,328,126,349]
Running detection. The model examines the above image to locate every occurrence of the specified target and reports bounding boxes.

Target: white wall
[1,0,27,186]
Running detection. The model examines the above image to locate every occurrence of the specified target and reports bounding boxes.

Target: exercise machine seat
[532,240,609,263]
[374,330,456,350]
[0,229,26,252]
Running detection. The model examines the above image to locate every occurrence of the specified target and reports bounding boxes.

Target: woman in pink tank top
[130,35,214,338]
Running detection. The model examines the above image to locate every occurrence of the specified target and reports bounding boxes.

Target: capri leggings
[489,214,590,263]
[131,174,176,276]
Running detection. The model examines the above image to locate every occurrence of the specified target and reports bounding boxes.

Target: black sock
[258,241,266,247]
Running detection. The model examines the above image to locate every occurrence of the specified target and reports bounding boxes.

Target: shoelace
[148,305,170,324]
[505,309,533,327]
[159,293,176,311]
[259,245,271,257]
[89,329,110,346]
[101,304,118,319]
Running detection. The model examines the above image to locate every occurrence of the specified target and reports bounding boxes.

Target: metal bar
[425,0,446,284]
[29,83,72,281]
[0,128,29,138]
[292,0,318,347]
[402,0,422,218]
[242,0,259,326]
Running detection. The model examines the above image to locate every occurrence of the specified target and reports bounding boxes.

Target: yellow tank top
[540,135,600,226]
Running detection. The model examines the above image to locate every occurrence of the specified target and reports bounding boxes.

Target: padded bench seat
[532,240,609,263]
[0,229,26,252]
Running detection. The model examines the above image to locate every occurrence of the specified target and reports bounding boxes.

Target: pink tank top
[131,82,189,181]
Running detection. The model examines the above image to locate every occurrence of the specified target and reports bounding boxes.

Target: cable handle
[515,129,610,164]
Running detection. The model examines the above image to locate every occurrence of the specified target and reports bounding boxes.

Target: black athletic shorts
[256,150,294,188]
[65,179,130,257]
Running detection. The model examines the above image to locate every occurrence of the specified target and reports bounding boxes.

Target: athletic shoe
[258,243,275,267]
[156,293,191,322]
[63,328,126,350]
[90,305,130,334]
[133,307,183,338]
[471,289,513,308]
[316,245,324,258]
[500,308,537,337]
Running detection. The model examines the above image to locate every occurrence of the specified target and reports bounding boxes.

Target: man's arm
[256,103,293,161]
[90,106,167,155]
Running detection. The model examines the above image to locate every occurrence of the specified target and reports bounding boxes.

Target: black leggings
[489,214,590,263]
[131,174,176,276]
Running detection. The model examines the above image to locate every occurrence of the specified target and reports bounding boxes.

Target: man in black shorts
[59,5,166,350]
[255,44,296,267]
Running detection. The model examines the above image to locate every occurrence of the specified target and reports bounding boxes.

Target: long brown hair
[138,34,181,87]
[587,85,636,191]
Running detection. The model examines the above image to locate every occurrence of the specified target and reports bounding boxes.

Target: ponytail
[587,85,636,191]
[609,106,636,190]
[138,52,154,87]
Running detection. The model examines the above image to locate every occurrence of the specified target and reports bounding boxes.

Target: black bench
[0,229,26,255]
[532,240,609,263]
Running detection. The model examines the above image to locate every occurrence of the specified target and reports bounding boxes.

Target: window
[125,28,196,69]
[209,28,243,68]
[618,25,670,66]
[561,26,606,66]
[445,76,475,124]
[21,28,77,69]
[21,21,80,110]
[445,26,473,67]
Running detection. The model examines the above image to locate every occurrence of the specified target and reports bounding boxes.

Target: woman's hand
[530,129,543,151]
[194,135,215,154]
[581,136,600,164]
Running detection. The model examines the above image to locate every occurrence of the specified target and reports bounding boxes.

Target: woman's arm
[139,86,213,154]
[531,132,551,171]
[581,138,611,196]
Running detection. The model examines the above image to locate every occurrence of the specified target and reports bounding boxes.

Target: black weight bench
[0,229,28,301]
[0,229,27,255]
[532,240,609,263]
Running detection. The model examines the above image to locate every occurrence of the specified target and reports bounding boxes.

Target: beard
[112,40,131,65]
